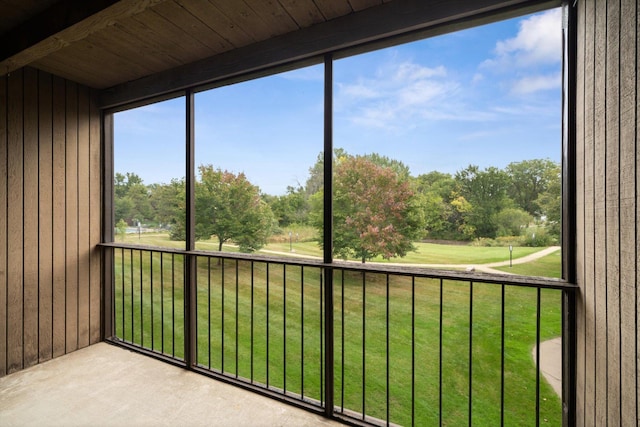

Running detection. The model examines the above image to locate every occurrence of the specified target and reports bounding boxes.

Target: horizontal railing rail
[100,242,577,426]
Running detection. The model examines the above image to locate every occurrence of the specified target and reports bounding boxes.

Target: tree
[455,165,511,238]
[268,185,309,227]
[505,159,559,216]
[114,172,152,225]
[149,179,184,228]
[312,155,424,263]
[194,165,273,252]
[535,168,561,239]
[494,207,533,237]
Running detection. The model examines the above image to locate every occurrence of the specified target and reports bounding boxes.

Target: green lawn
[119,232,548,268]
[112,247,562,426]
[493,250,562,278]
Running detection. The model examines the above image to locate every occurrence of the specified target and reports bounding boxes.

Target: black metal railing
[101,242,577,426]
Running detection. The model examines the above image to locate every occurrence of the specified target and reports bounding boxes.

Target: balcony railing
[100,242,577,426]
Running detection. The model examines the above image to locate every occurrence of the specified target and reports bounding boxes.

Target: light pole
[509,245,513,267]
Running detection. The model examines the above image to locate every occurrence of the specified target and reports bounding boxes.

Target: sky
[114,7,563,196]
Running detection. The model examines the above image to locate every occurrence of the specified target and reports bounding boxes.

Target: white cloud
[480,8,562,95]
[337,61,464,130]
[496,8,562,66]
[510,72,561,95]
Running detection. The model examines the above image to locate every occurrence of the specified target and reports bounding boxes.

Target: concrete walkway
[534,337,563,397]
[0,343,341,427]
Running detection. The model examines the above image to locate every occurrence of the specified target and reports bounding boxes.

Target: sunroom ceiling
[0,0,385,89]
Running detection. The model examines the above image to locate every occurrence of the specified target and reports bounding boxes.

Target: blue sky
[115,7,563,195]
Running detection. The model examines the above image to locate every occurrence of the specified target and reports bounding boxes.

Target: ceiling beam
[0,0,168,76]
[100,0,559,109]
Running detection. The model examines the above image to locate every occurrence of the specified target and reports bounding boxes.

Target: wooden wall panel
[89,91,101,344]
[573,0,586,423]
[65,80,79,353]
[6,69,24,374]
[575,0,638,425]
[0,65,6,378]
[52,75,66,358]
[582,1,596,424]
[23,67,39,369]
[38,70,53,363]
[604,0,620,423]
[0,67,102,376]
[77,85,90,349]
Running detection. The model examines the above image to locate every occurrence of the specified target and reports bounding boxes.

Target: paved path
[260,246,562,275]
[534,337,562,397]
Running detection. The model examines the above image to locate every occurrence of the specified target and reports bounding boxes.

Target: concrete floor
[0,343,343,427]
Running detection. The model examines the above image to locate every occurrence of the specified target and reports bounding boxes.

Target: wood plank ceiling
[0,0,385,89]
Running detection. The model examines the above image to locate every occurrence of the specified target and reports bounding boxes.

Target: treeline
[115,150,560,257]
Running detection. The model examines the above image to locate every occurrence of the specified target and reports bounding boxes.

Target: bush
[522,228,555,246]
[471,235,525,247]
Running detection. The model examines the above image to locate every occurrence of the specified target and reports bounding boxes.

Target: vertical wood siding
[575,0,638,424]
[0,67,101,376]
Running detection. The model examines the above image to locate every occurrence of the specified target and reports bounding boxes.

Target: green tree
[114,172,152,225]
[505,159,559,216]
[536,168,561,239]
[149,179,184,228]
[455,165,511,238]
[268,185,309,227]
[194,165,273,252]
[312,155,424,263]
[494,207,533,237]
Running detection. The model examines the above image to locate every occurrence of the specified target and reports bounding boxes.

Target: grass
[118,232,549,269]
[112,246,563,426]
[493,250,562,278]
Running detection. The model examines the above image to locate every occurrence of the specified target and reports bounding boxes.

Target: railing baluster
[341,269,345,414]
[319,268,323,407]
[250,261,254,383]
[362,271,366,420]
[439,278,443,426]
[536,288,541,427]
[235,260,239,378]
[150,251,154,351]
[300,265,304,398]
[160,253,164,354]
[266,262,270,388]
[130,249,134,344]
[411,276,415,427]
[469,281,474,427]
[501,283,505,427]
[386,273,390,426]
[121,248,125,341]
[140,250,143,348]
[221,258,225,373]
[283,264,287,392]
[208,257,211,369]
[171,253,175,358]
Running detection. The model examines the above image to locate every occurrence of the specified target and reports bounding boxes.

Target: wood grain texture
[604,0,621,423]
[89,89,101,344]
[22,66,40,369]
[592,0,607,424]
[38,70,54,363]
[0,0,168,75]
[0,67,102,376]
[582,0,597,424]
[574,0,586,423]
[52,75,67,358]
[77,85,90,349]
[65,80,79,353]
[0,71,7,377]
[6,69,24,374]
